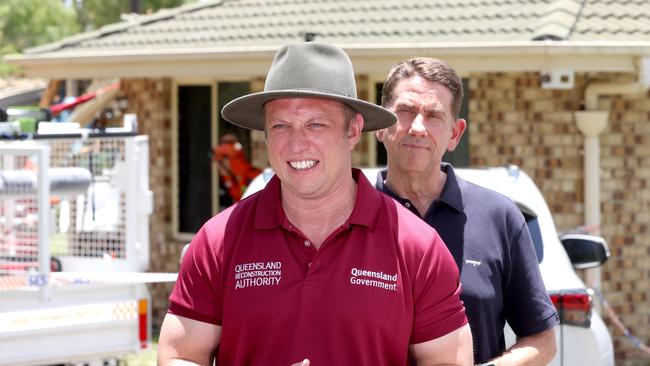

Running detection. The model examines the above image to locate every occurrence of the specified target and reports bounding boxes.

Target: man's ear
[447,118,467,151]
[347,113,364,148]
[376,128,385,142]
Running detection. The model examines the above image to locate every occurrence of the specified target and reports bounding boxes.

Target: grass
[50,232,68,255]
[123,341,157,366]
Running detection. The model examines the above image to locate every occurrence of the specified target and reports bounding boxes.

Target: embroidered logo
[234,261,282,289]
[465,259,481,267]
[349,267,398,291]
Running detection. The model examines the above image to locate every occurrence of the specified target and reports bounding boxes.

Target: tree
[75,0,191,31]
[0,0,79,75]
[0,0,193,76]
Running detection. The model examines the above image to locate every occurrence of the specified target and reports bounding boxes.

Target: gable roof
[7,0,650,78]
[23,0,650,55]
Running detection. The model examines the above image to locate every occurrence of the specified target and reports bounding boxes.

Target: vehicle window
[516,202,544,263]
[525,216,544,263]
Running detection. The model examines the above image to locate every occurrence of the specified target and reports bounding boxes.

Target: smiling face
[265,97,363,200]
[377,76,466,176]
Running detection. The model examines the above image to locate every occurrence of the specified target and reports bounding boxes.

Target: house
[0,78,46,109]
[6,0,650,362]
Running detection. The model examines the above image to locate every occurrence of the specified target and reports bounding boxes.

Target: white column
[574,111,608,295]
[65,79,78,97]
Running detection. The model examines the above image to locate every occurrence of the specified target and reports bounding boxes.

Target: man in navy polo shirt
[158,43,473,365]
[375,58,559,365]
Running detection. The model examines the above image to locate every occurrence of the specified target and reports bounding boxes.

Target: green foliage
[0,0,79,76]
[1,0,79,50]
[76,0,190,30]
[0,0,193,76]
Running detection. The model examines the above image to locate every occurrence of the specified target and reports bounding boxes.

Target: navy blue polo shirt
[376,164,558,363]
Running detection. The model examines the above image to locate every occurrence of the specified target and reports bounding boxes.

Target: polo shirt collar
[254,168,381,231]
[349,168,382,230]
[376,163,464,213]
[439,163,464,212]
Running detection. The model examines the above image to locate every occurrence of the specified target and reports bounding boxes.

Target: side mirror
[180,243,190,265]
[560,234,610,269]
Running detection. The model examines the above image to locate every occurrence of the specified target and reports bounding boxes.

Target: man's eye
[427,113,445,122]
[270,123,287,129]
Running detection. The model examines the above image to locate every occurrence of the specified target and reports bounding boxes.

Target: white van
[242,166,614,366]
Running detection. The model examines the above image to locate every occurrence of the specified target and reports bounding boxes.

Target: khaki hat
[221,42,396,132]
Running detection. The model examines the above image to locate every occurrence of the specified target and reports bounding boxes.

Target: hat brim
[221,90,397,132]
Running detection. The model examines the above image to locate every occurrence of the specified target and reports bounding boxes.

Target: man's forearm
[411,324,474,366]
[480,327,556,366]
[164,360,204,366]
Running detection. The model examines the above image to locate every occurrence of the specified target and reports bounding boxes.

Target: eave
[5,41,650,79]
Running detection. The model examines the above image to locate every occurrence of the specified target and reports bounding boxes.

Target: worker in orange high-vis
[213,134,261,206]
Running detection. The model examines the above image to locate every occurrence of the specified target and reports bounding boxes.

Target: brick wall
[468,72,650,364]
[600,87,650,365]
[121,78,178,334]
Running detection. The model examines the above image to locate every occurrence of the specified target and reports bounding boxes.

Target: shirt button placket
[302,238,315,272]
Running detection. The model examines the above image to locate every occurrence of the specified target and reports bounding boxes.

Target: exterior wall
[468,71,650,364]
[352,74,374,166]
[121,78,179,334]
[469,72,585,230]
[599,85,650,365]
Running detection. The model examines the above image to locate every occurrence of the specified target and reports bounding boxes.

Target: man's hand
[290,359,310,366]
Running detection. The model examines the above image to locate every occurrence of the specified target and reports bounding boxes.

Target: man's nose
[288,127,309,152]
[408,114,426,136]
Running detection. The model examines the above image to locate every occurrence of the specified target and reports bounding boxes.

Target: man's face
[377,76,466,176]
[265,98,362,199]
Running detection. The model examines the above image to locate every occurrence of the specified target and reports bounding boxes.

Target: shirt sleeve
[168,223,224,325]
[504,218,559,336]
[411,232,468,344]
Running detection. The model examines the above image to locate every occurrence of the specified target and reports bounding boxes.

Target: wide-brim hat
[221,42,396,132]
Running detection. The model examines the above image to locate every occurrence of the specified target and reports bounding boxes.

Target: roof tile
[23,0,650,55]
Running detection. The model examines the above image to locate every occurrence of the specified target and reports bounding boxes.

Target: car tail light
[549,289,592,328]
[138,298,148,349]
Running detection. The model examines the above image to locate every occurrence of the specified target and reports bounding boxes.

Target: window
[217,82,252,161]
[177,85,212,234]
[215,82,252,211]
[518,202,544,263]
[173,81,252,237]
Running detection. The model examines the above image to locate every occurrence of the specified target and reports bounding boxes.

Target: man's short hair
[342,103,357,136]
[381,58,463,119]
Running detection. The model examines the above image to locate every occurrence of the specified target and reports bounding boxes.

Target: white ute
[243,166,615,366]
[0,134,176,366]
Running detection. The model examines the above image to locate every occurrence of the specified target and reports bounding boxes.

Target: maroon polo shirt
[169,169,467,366]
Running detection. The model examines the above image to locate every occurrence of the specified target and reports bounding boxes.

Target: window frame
[171,79,218,241]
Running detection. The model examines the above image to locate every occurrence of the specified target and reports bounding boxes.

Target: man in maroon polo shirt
[158,42,473,366]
